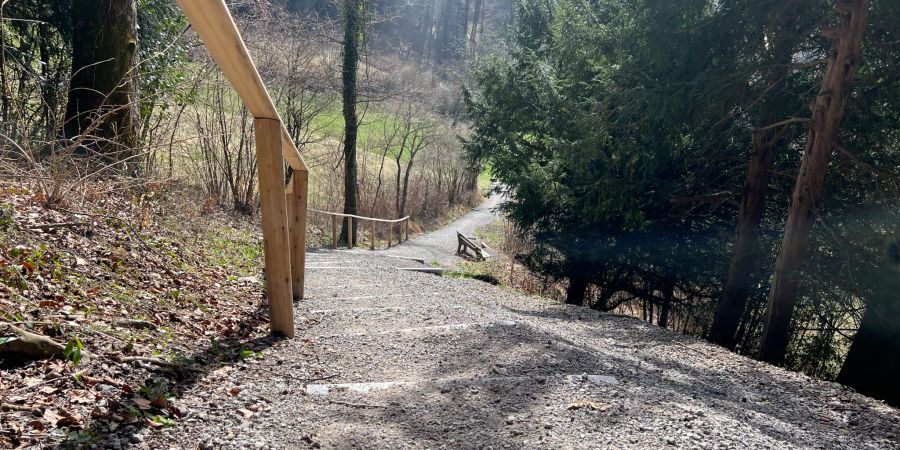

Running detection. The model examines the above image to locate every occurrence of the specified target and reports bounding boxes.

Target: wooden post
[347,216,353,249]
[370,220,376,250]
[388,223,392,248]
[287,171,307,300]
[331,215,337,249]
[254,118,294,337]
[405,219,409,241]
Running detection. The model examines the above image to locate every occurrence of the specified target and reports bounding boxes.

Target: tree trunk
[710,0,801,350]
[838,259,900,406]
[758,0,870,365]
[400,160,414,218]
[566,272,588,306]
[468,0,483,58]
[340,0,361,247]
[39,23,57,139]
[63,0,140,165]
[658,280,674,329]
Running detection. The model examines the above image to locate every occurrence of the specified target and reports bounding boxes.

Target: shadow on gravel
[57,301,286,449]
[500,304,900,447]
[317,322,618,448]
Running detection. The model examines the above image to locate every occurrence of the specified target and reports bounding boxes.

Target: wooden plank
[254,118,295,337]
[331,215,337,249]
[287,171,308,300]
[370,220,376,250]
[175,0,306,171]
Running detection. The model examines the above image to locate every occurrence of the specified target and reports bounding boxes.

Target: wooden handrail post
[287,171,307,300]
[347,216,354,249]
[331,215,337,249]
[254,118,295,337]
[405,219,410,241]
[388,223,393,248]
[370,220,376,250]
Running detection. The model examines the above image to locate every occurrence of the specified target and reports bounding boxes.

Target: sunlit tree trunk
[63,0,139,164]
[759,0,870,365]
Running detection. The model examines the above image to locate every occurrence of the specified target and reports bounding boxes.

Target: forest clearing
[1,0,899,448]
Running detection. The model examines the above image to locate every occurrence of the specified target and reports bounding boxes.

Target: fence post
[388,223,393,248]
[331,215,337,249]
[405,219,409,241]
[287,171,307,300]
[370,220,376,250]
[254,118,294,337]
[347,216,353,249]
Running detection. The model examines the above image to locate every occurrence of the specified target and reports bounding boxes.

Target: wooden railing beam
[176,0,307,172]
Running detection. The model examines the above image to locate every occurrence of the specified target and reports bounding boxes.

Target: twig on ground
[27,222,90,231]
[328,399,387,409]
[1,403,36,412]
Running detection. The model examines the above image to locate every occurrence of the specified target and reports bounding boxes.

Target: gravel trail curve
[146,251,900,450]
[378,190,504,266]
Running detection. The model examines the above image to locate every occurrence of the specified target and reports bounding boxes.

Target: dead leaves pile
[0,181,274,448]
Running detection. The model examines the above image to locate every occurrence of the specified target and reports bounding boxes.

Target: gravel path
[378,190,504,266]
[146,251,900,450]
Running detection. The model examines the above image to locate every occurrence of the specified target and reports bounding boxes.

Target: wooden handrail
[176,0,309,338]
[309,209,411,250]
[176,0,307,172]
[308,208,410,224]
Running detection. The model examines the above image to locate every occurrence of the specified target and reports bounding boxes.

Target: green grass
[204,227,263,277]
[306,101,432,163]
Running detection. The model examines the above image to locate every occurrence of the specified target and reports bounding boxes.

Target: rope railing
[308,209,411,250]
[176,0,308,338]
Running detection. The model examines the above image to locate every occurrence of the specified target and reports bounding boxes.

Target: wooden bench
[457,232,491,261]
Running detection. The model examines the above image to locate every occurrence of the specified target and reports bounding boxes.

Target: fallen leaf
[56,414,82,428]
[236,408,254,419]
[133,398,152,410]
[228,387,241,397]
[70,390,96,404]
[28,420,45,432]
[42,409,62,424]
[150,397,168,409]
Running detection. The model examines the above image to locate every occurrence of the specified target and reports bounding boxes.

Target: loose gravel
[145,250,900,450]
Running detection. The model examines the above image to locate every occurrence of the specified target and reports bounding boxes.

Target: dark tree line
[465,0,900,406]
